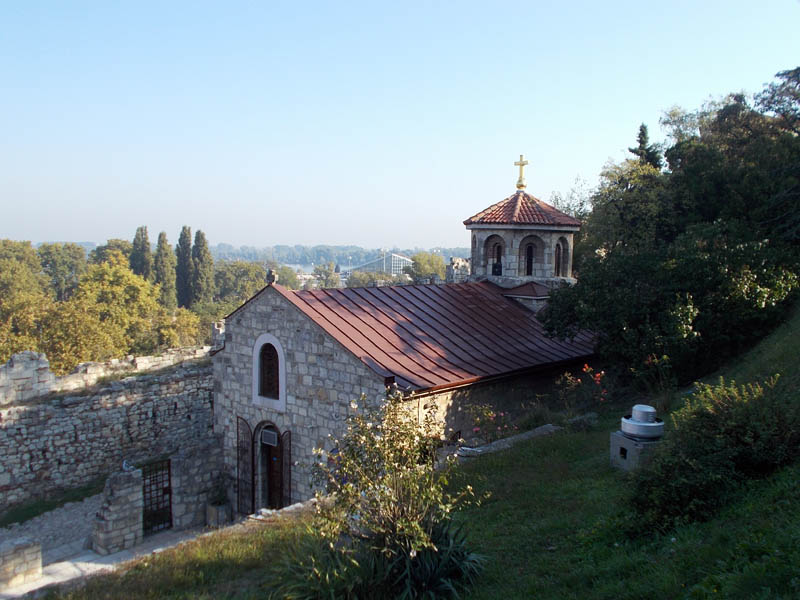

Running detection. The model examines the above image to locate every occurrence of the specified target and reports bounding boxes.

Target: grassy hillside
[46,304,800,599]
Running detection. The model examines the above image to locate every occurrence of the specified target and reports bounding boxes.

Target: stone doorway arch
[252,421,291,510]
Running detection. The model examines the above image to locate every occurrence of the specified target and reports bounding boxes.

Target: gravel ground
[0,494,103,565]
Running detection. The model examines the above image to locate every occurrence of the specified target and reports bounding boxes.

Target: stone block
[610,430,660,471]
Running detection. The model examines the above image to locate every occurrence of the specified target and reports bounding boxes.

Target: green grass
[41,303,800,599]
[43,516,309,600]
[0,477,106,528]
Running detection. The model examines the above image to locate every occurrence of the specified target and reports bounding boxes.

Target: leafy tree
[406,251,446,282]
[0,240,45,275]
[583,159,668,255]
[68,262,163,357]
[153,232,177,310]
[176,226,193,308]
[38,298,120,373]
[89,239,133,265]
[628,123,663,169]
[757,66,800,134]
[313,261,340,288]
[274,264,300,290]
[544,75,800,384]
[37,242,87,301]
[0,258,51,363]
[215,260,267,303]
[0,241,51,362]
[129,226,153,281]
[191,230,215,305]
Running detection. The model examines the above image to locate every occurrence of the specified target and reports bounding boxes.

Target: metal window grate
[142,459,172,535]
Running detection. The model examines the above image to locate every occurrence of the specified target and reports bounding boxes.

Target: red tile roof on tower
[263,281,593,393]
[463,190,581,227]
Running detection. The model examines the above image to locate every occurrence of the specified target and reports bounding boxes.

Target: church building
[212,156,593,516]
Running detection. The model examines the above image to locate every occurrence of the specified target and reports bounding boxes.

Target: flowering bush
[555,364,608,414]
[467,403,517,443]
[276,385,482,598]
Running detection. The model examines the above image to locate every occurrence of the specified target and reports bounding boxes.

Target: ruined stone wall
[0,362,213,510]
[0,347,210,407]
[213,286,386,506]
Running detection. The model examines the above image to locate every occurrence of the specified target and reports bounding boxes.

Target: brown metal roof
[463,190,581,228]
[272,281,594,392]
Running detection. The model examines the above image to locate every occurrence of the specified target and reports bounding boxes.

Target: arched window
[259,344,279,399]
[251,333,286,412]
[518,235,543,278]
[482,235,505,276]
[525,244,534,276]
[554,243,562,277]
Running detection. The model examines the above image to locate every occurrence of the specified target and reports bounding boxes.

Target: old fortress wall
[0,350,214,509]
[0,347,210,407]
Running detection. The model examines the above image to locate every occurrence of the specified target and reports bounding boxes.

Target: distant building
[349,253,412,277]
[446,257,470,283]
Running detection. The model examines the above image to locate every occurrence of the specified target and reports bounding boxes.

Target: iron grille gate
[142,459,172,535]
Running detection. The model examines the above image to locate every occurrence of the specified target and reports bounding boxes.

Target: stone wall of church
[213,286,386,506]
[0,361,213,510]
[469,229,575,283]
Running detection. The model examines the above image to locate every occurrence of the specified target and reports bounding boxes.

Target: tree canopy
[543,70,800,384]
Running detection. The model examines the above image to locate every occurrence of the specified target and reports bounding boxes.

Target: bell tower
[463,155,581,289]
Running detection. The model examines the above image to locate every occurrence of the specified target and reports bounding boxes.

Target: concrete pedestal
[610,430,660,471]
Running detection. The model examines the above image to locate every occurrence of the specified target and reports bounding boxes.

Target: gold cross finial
[514,154,529,190]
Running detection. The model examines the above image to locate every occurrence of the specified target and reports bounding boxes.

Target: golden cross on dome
[514,154,529,190]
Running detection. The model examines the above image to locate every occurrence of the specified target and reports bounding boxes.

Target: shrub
[273,385,482,599]
[630,376,800,530]
[273,518,484,600]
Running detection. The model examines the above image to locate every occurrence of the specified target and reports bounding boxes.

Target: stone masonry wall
[0,537,41,589]
[0,347,210,407]
[0,361,213,510]
[170,437,224,530]
[214,286,386,507]
[91,470,143,555]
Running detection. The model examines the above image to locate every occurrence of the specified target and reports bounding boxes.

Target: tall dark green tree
[176,226,193,308]
[628,123,663,169]
[191,230,215,305]
[153,232,177,310]
[129,226,153,281]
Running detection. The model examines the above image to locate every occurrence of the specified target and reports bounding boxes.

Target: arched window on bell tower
[525,244,534,276]
[483,235,505,276]
[554,242,563,277]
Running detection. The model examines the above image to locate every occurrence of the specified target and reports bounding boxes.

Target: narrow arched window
[494,243,502,264]
[525,244,534,276]
[259,344,279,399]
[554,243,562,277]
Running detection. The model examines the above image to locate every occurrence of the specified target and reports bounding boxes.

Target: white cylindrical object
[631,404,657,423]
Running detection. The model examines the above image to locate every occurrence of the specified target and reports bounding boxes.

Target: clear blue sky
[1,1,798,249]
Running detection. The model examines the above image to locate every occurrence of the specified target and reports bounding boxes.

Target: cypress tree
[130,226,153,280]
[153,232,177,309]
[191,230,215,306]
[628,123,663,170]
[176,226,193,308]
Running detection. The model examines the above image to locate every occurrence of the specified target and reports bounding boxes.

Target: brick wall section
[0,362,213,509]
[92,470,143,555]
[213,286,386,506]
[0,347,209,407]
[0,537,41,589]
